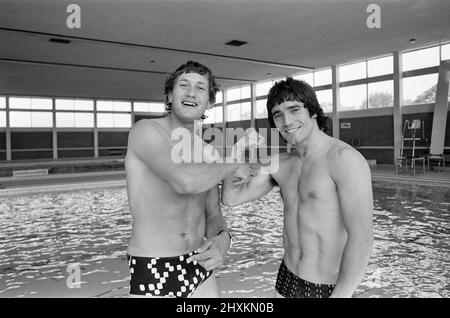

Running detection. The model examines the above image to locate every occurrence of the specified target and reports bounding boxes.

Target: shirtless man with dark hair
[222,77,374,298]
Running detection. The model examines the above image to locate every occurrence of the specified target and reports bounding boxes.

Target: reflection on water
[0,181,448,297]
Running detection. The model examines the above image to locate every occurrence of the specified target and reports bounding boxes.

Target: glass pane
[97,101,114,111]
[113,113,131,128]
[227,87,241,102]
[31,112,52,127]
[315,89,333,113]
[368,56,393,77]
[240,102,251,120]
[214,106,223,123]
[0,111,6,127]
[293,73,314,86]
[203,110,214,124]
[402,46,440,72]
[97,113,114,127]
[113,101,131,112]
[133,102,150,112]
[314,69,332,86]
[215,91,223,104]
[149,103,165,112]
[10,97,31,109]
[75,113,94,128]
[205,106,223,124]
[368,80,393,108]
[227,103,241,122]
[56,99,74,110]
[442,43,450,61]
[403,74,438,105]
[240,86,251,99]
[339,62,366,82]
[74,100,94,111]
[56,112,75,127]
[256,81,273,97]
[10,111,31,127]
[256,99,268,118]
[31,98,52,110]
[0,97,6,109]
[340,84,367,111]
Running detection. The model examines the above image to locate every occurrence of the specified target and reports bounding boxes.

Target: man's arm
[330,148,374,298]
[187,185,231,270]
[128,120,241,194]
[221,160,277,207]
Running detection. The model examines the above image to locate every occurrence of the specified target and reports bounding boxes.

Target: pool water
[0,181,448,298]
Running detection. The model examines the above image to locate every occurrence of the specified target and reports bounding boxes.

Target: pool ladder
[396,119,425,176]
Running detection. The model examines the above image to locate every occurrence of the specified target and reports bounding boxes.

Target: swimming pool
[0,180,448,298]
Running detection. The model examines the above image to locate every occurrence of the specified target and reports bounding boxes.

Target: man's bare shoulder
[128,118,170,152]
[270,151,301,179]
[327,138,370,175]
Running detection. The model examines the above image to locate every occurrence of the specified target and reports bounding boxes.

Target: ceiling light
[49,38,71,44]
[225,40,248,47]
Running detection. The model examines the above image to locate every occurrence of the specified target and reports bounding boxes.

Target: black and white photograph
[0,0,448,300]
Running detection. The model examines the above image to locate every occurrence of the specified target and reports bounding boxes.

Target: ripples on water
[0,181,448,297]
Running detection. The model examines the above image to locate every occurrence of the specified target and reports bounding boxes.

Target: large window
[56,112,94,128]
[256,81,273,97]
[337,56,394,111]
[402,46,440,72]
[314,69,332,86]
[255,78,283,97]
[339,62,366,82]
[56,99,93,111]
[55,99,94,128]
[256,99,268,119]
[0,97,5,128]
[133,102,165,113]
[367,80,393,108]
[9,97,53,127]
[403,74,438,105]
[0,112,5,127]
[293,73,314,86]
[227,102,251,122]
[315,89,333,113]
[204,106,223,124]
[441,43,450,60]
[368,56,393,77]
[215,91,223,104]
[97,100,131,128]
[226,85,250,102]
[340,84,367,111]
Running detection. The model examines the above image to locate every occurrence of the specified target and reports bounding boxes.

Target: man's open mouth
[182,101,198,107]
[284,125,302,134]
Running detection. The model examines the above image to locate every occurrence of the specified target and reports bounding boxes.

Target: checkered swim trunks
[127,252,213,297]
[275,260,335,298]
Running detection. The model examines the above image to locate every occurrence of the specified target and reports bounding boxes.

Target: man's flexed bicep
[128,120,240,195]
[127,120,191,194]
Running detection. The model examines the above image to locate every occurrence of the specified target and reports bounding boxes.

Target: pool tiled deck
[371,164,450,186]
[0,164,449,196]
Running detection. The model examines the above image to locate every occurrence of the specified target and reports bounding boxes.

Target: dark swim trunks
[275,260,335,298]
[127,252,213,297]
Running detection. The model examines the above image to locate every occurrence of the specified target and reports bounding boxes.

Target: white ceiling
[0,0,449,101]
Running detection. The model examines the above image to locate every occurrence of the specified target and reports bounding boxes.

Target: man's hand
[187,232,231,271]
[230,163,260,186]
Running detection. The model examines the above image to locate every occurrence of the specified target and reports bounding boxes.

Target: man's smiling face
[271,100,317,145]
[169,72,210,122]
